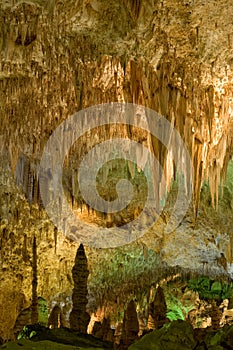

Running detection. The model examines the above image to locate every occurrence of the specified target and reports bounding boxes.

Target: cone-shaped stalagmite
[148,286,167,330]
[121,300,139,349]
[69,243,90,332]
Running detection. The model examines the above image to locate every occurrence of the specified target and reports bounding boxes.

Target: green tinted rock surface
[128,320,197,350]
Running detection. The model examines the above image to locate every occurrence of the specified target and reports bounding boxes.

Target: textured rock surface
[0,0,232,209]
[14,297,48,336]
[0,0,233,342]
[128,322,233,350]
[128,320,197,350]
[5,325,114,349]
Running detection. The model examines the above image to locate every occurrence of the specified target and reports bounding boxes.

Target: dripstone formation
[0,0,233,344]
[69,243,90,333]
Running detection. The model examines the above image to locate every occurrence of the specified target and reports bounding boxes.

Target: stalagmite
[210,300,221,330]
[31,236,38,324]
[148,286,167,330]
[48,305,63,329]
[114,322,123,347]
[69,243,90,333]
[92,321,103,339]
[102,317,113,342]
[121,300,139,349]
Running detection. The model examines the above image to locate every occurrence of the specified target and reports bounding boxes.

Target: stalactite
[148,286,167,330]
[22,158,30,200]
[69,243,90,333]
[22,233,29,262]
[54,227,57,254]
[123,0,141,21]
[193,143,204,219]
[32,175,39,204]
[31,235,38,325]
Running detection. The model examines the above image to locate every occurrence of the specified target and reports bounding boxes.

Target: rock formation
[128,320,198,350]
[48,305,63,329]
[0,0,233,342]
[101,317,114,342]
[92,321,103,339]
[69,243,90,333]
[121,300,139,349]
[14,297,48,337]
[1,0,233,218]
[31,235,38,324]
[114,322,123,348]
[210,300,221,330]
[148,286,167,330]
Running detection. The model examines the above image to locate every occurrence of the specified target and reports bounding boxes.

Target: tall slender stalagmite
[69,243,90,332]
[148,286,167,330]
[31,235,38,324]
